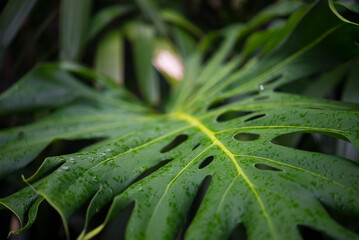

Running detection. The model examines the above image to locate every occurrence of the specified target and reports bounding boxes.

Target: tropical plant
[0,0,359,239]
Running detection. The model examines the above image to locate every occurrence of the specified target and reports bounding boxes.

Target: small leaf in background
[172,26,196,60]
[243,19,286,57]
[245,0,303,30]
[134,0,167,35]
[88,5,134,41]
[0,0,37,57]
[330,0,359,23]
[95,30,124,85]
[160,9,203,37]
[334,0,359,13]
[0,185,41,236]
[303,63,348,98]
[0,64,95,115]
[260,4,310,56]
[132,23,160,106]
[60,0,92,62]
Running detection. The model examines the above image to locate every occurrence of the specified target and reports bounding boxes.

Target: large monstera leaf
[1,1,359,239]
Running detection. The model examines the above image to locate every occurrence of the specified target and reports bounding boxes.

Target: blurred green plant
[0,0,359,239]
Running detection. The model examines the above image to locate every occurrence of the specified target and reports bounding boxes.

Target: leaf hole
[271,132,358,162]
[208,99,229,110]
[254,163,282,171]
[132,159,173,184]
[26,139,102,182]
[176,176,212,239]
[160,134,188,153]
[199,156,214,169]
[192,143,201,151]
[34,201,67,238]
[97,202,135,239]
[319,200,359,235]
[234,133,259,141]
[228,222,247,240]
[297,225,329,240]
[85,191,113,232]
[217,111,253,122]
[244,114,265,122]
[271,132,304,148]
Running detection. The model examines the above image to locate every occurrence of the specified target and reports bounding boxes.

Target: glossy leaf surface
[1,1,359,240]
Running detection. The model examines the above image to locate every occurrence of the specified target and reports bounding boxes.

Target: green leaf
[132,23,160,106]
[172,26,196,60]
[88,5,134,41]
[177,0,359,113]
[0,101,151,179]
[198,0,303,55]
[342,62,359,103]
[95,30,124,85]
[0,185,43,237]
[60,0,92,62]
[1,1,359,240]
[336,62,359,163]
[0,0,37,56]
[329,0,359,26]
[134,0,167,35]
[302,63,349,98]
[0,63,144,117]
[260,4,311,56]
[333,0,359,14]
[243,20,286,57]
[59,61,120,90]
[160,9,203,37]
[0,64,96,115]
[244,0,303,32]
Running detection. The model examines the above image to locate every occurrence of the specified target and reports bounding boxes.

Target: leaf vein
[174,112,277,240]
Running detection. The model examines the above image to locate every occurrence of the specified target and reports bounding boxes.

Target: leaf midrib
[173,112,277,240]
[146,143,215,236]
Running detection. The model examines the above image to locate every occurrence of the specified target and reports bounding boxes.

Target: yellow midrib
[173,112,277,239]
